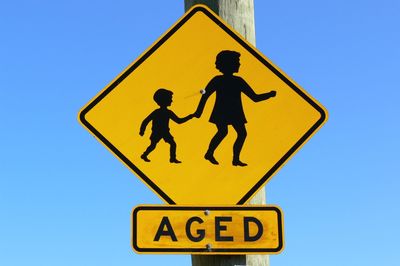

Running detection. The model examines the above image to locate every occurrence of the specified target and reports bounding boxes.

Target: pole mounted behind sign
[184,0,267,265]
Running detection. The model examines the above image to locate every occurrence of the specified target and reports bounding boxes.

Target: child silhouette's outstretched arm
[139,112,154,136]
[240,78,277,102]
[249,90,276,102]
[170,111,194,124]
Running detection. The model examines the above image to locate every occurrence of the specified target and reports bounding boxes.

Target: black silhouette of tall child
[194,50,277,166]
[140,88,194,163]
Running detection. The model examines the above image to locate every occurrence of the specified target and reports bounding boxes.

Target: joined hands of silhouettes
[139,50,276,166]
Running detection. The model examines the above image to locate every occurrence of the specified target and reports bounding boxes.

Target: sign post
[184,1,266,265]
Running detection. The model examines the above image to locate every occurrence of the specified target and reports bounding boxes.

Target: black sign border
[79,5,327,205]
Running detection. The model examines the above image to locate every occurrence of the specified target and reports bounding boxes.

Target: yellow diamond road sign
[79,5,328,205]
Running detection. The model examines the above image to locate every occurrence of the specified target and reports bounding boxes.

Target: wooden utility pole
[185,2,269,266]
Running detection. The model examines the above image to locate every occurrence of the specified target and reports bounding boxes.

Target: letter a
[154,216,177,242]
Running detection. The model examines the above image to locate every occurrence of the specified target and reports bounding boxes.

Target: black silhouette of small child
[139,88,194,163]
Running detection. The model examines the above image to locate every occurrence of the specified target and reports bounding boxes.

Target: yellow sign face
[132,205,283,254]
[79,5,327,205]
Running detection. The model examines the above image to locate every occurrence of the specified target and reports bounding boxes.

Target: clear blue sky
[1,0,399,265]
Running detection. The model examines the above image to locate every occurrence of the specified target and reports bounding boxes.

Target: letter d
[244,216,263,242]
